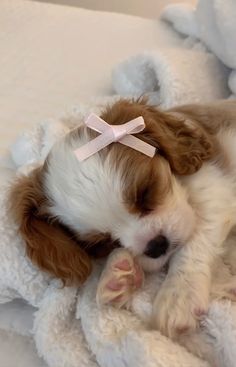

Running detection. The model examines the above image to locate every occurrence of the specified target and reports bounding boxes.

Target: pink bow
[74,113,156,162]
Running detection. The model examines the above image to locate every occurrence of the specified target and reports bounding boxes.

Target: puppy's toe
[96,249,144,308]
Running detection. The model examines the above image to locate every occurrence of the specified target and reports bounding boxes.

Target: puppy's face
[10,99,215,283]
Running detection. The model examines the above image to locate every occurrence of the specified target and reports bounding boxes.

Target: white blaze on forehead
[44,132,134,236]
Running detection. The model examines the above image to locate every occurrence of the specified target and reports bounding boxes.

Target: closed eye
[136,186,156,216]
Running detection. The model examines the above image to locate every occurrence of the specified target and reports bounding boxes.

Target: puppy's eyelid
[139,208,155,218]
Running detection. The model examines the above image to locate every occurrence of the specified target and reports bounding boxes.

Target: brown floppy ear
[142,106,216,175]
[9,168,92,285]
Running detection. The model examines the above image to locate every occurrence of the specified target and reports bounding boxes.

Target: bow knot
[111,125,128,142]
[74,113,156,162]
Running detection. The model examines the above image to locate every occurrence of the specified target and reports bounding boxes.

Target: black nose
[144,235,169,258]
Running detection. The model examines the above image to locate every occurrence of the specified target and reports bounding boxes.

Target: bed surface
[0,0,184,156]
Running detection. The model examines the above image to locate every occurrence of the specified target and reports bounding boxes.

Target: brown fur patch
[8,167,92,285]
[101,99,216,176]
[169,99,236,133]
[115,150,171,216]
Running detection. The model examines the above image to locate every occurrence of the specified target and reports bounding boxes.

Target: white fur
[46,138,130,235]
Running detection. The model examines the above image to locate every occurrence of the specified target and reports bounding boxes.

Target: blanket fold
[112,48,230,108]
[161,0,236,97]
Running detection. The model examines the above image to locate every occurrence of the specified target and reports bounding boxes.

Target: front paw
[152,280,209,338]
[96,249,144,308]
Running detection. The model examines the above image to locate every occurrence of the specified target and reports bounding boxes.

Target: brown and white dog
[9,98,236,338]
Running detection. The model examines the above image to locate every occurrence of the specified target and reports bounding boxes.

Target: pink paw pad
[107,279,125,291]
[115,259,132,271]
[96,249,144,308]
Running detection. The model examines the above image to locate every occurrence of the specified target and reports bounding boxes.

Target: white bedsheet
[0,0,184,156]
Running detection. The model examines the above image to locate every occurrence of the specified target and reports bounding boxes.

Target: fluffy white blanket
[161,0,236,97]
[1,49,236,367]
[112,45,230,106]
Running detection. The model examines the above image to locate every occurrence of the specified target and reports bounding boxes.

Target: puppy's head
[10,99,215,281]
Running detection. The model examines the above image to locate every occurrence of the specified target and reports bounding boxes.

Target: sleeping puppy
[9,98,236,338]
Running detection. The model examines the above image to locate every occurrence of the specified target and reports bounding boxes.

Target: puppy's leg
[96,249,144,308]
[153,243,210,339]
[153,223,234,338]
[153,169,236,338]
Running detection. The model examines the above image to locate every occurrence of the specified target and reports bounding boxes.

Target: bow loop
[74,113,156,162]
[85,113,110,134]
[123,116,146,135]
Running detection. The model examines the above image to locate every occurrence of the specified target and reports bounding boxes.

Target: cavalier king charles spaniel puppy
[9,98,236,338]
